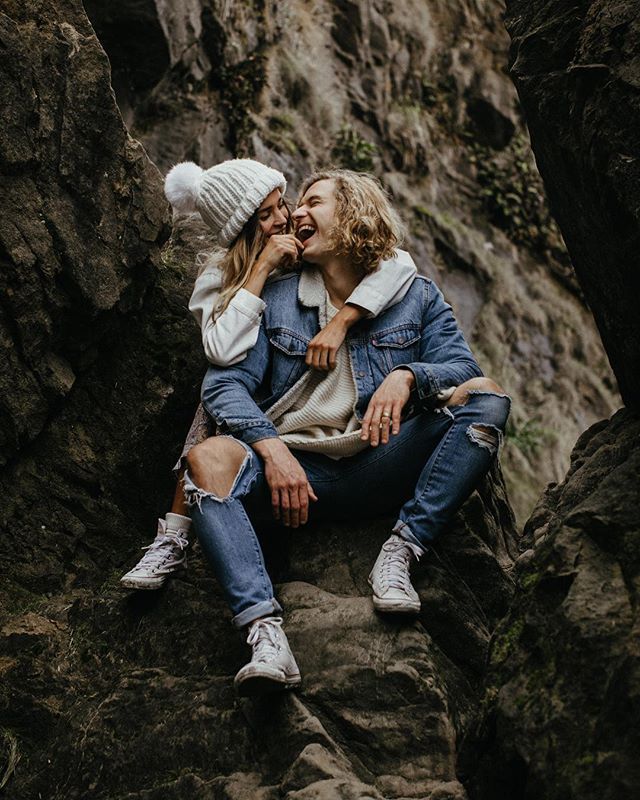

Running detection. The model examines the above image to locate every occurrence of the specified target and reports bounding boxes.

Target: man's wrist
[252,436,287,462]
[394,367,416,388]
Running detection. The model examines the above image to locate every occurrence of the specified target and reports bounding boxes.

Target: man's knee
[186,437,248,497]
[445,377,505,407]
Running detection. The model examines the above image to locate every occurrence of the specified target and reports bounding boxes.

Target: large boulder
[505,0,640,409]
[461,410,640,799]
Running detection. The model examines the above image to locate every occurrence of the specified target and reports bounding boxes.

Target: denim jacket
[201,269,483,446]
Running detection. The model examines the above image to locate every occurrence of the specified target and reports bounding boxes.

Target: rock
[505,0,640,410]
[461,409,640,800]
[0,0,168,467]
[0,461,519,798]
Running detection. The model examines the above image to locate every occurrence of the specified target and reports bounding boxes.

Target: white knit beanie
[164,158,287,247]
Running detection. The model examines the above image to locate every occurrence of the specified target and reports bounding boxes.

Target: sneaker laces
[133,521,188,574]
[246,617,283,664]
[380,537,422,591]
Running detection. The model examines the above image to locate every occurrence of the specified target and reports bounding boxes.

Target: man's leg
[392,378,510,549]
[184,436,300,695]
[294,378,510,612]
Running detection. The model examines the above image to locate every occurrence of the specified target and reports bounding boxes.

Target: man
[185,170,510,696]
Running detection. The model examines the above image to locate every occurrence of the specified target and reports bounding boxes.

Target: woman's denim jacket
[201,270,483,446]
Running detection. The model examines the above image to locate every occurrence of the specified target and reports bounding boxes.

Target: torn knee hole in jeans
[466,423,503,455]
[183,451,251,510]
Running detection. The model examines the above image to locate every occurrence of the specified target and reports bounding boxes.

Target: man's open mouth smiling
[296,224,316,244]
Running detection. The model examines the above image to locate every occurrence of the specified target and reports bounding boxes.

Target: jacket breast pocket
[268,328,309,394]
[370,325,421,374]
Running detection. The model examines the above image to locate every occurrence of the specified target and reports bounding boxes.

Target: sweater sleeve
[345,248,418,317]
[189,266,266,366]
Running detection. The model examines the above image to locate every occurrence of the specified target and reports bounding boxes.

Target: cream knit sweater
[268,269,369,459]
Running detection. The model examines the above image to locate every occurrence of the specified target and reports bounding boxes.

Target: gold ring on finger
[381,411,391,418]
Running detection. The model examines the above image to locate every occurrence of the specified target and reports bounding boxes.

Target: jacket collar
[298,266,326,308]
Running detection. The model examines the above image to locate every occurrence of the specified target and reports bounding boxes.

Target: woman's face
[257,189,289,237]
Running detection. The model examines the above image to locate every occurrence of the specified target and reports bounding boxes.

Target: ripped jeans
[185,391,511,628]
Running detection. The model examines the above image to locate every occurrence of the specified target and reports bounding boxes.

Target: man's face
[292,179,337,264]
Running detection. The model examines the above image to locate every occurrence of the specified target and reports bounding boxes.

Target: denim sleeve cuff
[235,423,279,445]
[391,364,441,404]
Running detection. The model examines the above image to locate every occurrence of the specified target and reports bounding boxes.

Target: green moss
[331,125,378,172]
[491,617,525,665]
[202,5,269,155]
[264,113,300,156]
[159,243,184,271]
[521,571,541,591]
[468,132,568,261]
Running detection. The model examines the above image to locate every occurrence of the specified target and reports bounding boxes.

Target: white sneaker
[368,534,423,614]
[234,616,301,696]
[120,516,190,590]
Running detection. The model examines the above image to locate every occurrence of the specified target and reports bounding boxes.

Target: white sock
[165,512,191,533]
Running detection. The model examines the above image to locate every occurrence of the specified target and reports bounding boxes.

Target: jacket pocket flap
[370,326,420,349]
[269,329,309,356]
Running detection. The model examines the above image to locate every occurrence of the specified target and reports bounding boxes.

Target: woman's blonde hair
[197,197,292,319]
[298,169,405,274]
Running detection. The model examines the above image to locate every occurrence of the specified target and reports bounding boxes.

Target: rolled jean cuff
[393,520,428,554]
[232,598,283,629]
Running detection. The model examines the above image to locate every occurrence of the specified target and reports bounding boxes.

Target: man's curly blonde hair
[298,169,405,274]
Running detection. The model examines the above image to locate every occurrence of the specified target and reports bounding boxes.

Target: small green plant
[505,417,553,456]
[331,125,378,172]
[468,132,568,264]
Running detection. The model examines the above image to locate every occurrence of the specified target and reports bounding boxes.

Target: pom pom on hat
[164,161,204,214]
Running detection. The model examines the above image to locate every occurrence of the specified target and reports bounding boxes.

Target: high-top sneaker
[120,514,191,590]
[368,533,423,614]
[234,616,302,696]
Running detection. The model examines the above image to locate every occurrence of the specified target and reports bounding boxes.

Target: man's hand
[360,368,415,446]
[252,438,318,527]
[305,304,366,371]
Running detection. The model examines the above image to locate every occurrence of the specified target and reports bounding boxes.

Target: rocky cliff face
[462,410,640,800]
[1,2,520,797]
[461,2,640,797]
[0,1,636,799]
[505,0,640,411]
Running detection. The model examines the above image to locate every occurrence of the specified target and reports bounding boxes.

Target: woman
[120,158,418,589]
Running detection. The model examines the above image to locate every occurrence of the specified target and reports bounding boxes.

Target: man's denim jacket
[201,270,483,446]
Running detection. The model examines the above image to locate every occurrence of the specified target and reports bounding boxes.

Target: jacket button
[358,371,365,377]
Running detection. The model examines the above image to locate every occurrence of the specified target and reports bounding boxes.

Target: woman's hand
[255,234,303,274]
[360,369,415,446]
[305,303,366,370]
[252,438,318,527]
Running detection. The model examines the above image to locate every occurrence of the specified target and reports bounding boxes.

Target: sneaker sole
[372,597,421,614]
[368,580,420,614]
[119,575,167,590]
